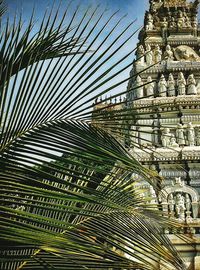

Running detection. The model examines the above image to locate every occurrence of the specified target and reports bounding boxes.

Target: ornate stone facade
[127,0,200,269]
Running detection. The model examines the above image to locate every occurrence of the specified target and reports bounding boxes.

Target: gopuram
[93,0,200,268]
[126,0,200,269]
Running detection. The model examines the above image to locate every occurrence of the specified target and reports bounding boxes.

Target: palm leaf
[0,2,186,270]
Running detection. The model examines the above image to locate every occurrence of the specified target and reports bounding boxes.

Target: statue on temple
[187,122,195,146]
[167,73,176,96]
[145,44,153,65]
[158,74,167,97]
[177,72,186,95]
[175,193,186,220]
[136,45,145,65]
[185,194,191,212]
[150,0,157,13]
[135,76,143,98]
[196,128,200,146]
[176,124,185,146]
[187,74,197,95]
[146,76,154,97]
[146,13,154,31]
[161,17,168,38]
[164,45,174,61]
[169,17,176,29]
[170,135,179,147]
[177,11,185,28]
[174,45,200,62]
[168,193,175,216]
[192,16,198,28]
[185,16,191,28]
[161,127,172,147]
[154,45,162,63]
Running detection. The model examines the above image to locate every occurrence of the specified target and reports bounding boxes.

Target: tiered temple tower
[126,0,200,268]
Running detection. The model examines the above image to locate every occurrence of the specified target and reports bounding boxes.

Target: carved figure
[185,194,191,212]
[177,72,186,95]
[196,128,200,146]
[192,16,198,28]
[187,122,195,146]
[174,45,200,61]
[146,13,154,30]
[187,74,197,95]
[135,76,143,98]
[169,17,176,28]
[161,17,168,38]
[136,45,145,65]
[185,16,191,28]
[164,45,174,61]
[177,11,185,28]
[154,45,162,63]
[146,44,153,65]
[168,194,175,214]
[161,127,172,147]
[146,76,154,97]
[158,74,167,97]
[167,73,175,96]
[175,193,185,219]
[170,135,179,147]
[176,124,185,146]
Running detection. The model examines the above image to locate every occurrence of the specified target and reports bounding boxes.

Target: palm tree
[0,1,186,269]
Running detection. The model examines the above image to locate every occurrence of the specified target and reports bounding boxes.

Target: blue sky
[5,0,148,38]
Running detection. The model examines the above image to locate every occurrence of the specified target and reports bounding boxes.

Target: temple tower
[126,0,200,268]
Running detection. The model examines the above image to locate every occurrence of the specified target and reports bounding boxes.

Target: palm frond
[0,2,186,270]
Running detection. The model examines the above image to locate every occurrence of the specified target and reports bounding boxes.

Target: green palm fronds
[0,2,186,270]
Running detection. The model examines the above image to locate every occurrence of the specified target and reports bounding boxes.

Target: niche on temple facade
[159,177,199,224]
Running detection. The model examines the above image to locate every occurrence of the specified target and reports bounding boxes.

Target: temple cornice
[132,95,200,112]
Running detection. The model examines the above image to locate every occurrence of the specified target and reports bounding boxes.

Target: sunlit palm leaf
[0,2,186,270]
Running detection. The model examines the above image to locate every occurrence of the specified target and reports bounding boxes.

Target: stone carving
[165,0,187,7]
[192,16,198,29]
[185,194,191,212]
[146,44,153,65]
[161,127,172,147]
[161,17,168,37]
[146,76,154,97]
[177,11,185,28]
[154,45,162,63]
[174,45,200,62]
[175,193,186,219]
[177,72,186,95]
[185,16,191,28]
[164,45,174,61]
[169,17,176,28]
[136,45,145,65]
[135,76,143,98]
[158,74,167,97]
[187,74,197,95]
[196,128,200,146]
[160,177,199,221]
[168,194,175,216]
[167,73,175,96]
[146,13,154,30]
[170,135,179,147]
[187,122,195,146]
[176,124,185,146]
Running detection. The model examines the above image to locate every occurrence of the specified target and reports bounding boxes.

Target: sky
[5,0,148,25]
[3,0,149,104]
